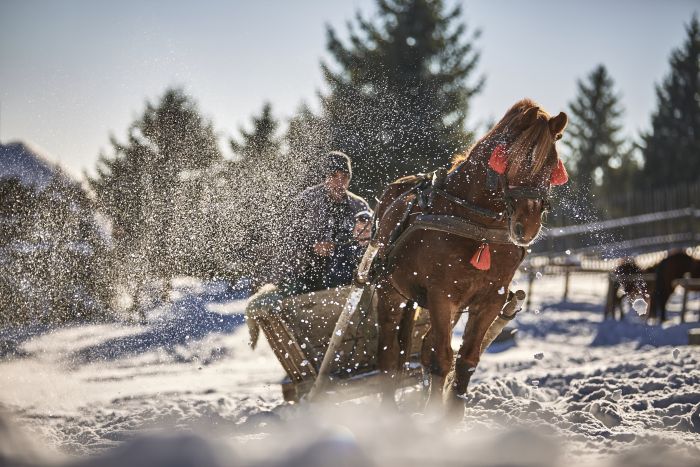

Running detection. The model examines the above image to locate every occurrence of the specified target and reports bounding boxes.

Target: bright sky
[1,0,697,179]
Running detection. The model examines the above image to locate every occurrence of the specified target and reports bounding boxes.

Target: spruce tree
[286,104,332,188]
[89,88,221,286]
[230,102,281,164]
[322,0,483,200]
[225,103,290,283]
[641,15,700,187]
[564,64,633,216]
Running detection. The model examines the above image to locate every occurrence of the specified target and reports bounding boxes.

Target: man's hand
[313,241,335,257]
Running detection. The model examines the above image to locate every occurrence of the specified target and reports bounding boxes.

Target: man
[283,151,370,294]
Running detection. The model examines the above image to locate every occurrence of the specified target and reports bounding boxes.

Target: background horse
[606,258,654,321]
[649,251,700,322]
[369,98,568,416]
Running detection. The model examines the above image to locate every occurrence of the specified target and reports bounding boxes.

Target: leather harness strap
[429,188,503,220]
[383,214,514,273]
[402,214,512,245]
[372,172,529,300]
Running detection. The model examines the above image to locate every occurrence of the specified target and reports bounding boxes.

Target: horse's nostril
[514,222,524,239]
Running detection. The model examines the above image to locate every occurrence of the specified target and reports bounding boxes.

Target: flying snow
[632,298,648,316]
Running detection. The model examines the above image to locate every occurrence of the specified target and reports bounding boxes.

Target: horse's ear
[549,112,568,138]
[522,106,539,128]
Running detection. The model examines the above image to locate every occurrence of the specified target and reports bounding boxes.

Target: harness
[375,160,549,279]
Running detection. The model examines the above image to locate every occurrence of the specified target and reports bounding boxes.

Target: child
[323,210,372,288]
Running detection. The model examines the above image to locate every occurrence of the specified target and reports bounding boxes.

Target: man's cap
[325,151,352,178]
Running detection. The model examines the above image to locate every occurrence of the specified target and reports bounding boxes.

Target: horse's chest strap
[405,214,512,244]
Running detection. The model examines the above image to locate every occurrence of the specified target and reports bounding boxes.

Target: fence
[549,181,700,226]
[531,207,700,259]
[522,183,700,309]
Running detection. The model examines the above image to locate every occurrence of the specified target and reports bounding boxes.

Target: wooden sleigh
[245,284,431,402]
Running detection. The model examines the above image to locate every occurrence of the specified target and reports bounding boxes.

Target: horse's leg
[422,296,455,411]
[397,301,417,372]
[654,286,670,323]
[419,326,445,412]
[376,279,407,408]
[420,326,434,391]
[605,281,617,320]
[449,301,501,418]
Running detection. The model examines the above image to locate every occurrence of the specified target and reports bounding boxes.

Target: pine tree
[0,175,113,325]
[285,104,332,188]
[564,64,634,216]
[89,88,222,287]
[224,103,291,283]
[321,0,483,199]
[230,102,281,164]
[641,15,700,187]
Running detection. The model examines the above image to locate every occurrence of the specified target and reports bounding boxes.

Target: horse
[649,251,700,322]
[605,258,654,321]
[365,98,569,416]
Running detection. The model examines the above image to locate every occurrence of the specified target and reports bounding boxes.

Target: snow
[0,141,68,190]
[1,274,699,466]
[632,298,648,316]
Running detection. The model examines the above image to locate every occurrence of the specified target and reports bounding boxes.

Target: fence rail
[531,206,699,259]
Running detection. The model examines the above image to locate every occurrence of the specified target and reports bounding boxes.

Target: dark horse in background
[368,99,569,416]
[609,251,700,322]
[649,251,700,322]
[606,258,654,321]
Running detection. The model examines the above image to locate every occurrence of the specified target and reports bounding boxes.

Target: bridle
[498,175,552,221]
[373,140,564,257]
[435,154,553,226]
[371,127,567,278]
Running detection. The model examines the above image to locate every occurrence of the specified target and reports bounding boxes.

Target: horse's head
[489,100,569,246]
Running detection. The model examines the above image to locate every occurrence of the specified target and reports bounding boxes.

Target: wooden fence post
[526,269,534,312]
[563,268,570,302]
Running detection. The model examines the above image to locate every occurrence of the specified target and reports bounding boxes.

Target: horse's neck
[447,157,496,209]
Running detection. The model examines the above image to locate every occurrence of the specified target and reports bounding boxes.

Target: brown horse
[606,252,700,322]
[649,251,700,322]
[367,98,568,416]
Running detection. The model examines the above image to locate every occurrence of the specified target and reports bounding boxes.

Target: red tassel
[470,243,491,271]
[488,144,508,174]
[550,159,568,186]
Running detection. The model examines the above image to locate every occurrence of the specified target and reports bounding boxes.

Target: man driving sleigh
[281,151,371,295]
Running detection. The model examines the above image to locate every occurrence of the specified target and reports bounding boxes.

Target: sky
[1,0,698,179]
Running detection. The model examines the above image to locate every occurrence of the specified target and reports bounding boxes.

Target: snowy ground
[1,274,699,467]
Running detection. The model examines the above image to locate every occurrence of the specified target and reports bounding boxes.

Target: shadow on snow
[70,296,245,365]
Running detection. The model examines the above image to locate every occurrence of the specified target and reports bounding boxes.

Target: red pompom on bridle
[488,144,508,175]
[470,243,491,270]
[550,158,568,186]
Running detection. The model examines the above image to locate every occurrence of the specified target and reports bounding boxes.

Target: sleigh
[245,284,431,402]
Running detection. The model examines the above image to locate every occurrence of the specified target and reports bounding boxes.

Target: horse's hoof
[442,392,467,424]
[444,404,465,424]
[380,397,398,412]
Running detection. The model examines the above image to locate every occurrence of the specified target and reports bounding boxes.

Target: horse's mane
[450,98,555,177]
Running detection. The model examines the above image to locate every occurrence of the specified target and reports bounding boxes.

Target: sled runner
[245,282,525,402]
[245,284,430,402]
